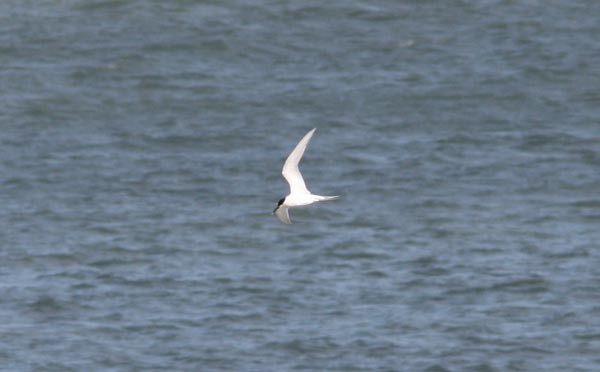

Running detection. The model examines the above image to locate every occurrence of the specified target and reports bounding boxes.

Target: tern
[273,128,338,224]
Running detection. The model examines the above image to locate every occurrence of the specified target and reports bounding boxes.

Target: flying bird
[273,128,338,224]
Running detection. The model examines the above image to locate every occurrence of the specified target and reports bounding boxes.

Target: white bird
[273,128,339,224]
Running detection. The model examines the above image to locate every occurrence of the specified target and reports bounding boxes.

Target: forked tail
[314,195,339,201]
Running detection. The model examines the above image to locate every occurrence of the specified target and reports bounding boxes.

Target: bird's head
[273,197,286,214]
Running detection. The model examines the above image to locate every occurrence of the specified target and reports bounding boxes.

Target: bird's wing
[274,205,292,224]
[282,128,316,195]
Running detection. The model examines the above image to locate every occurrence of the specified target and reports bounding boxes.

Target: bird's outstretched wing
[282,128,316,195]
[274,205,292,224]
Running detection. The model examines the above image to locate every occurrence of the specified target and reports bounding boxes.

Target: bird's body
[273,128,338,224]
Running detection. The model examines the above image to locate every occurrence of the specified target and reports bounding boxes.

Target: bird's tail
[314,195,340,202]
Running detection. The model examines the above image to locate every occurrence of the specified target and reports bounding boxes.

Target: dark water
[1,1,599,371]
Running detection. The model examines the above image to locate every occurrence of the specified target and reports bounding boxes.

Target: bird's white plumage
[273,128,338,224]
[274,205,291,225]
[281,127,315,195]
